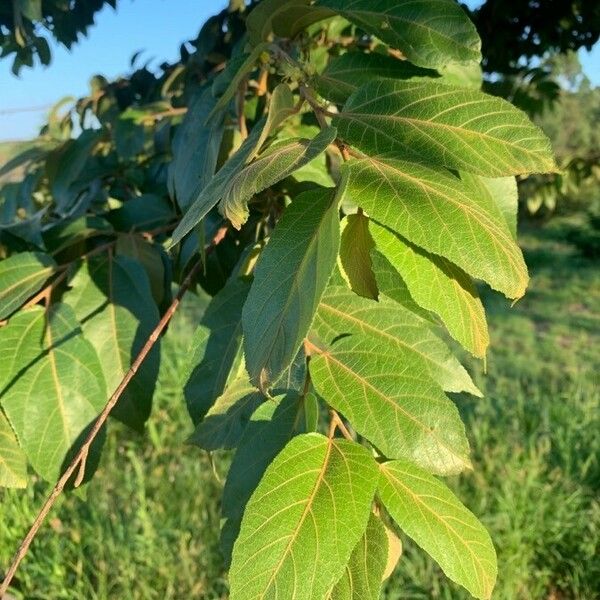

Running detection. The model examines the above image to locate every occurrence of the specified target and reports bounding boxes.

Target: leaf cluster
[0,1,558,598]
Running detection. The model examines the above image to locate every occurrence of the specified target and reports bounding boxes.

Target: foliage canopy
[0,0,559,598]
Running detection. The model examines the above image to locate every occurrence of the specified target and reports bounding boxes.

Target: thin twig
[140,107,188,123]
[22,269,68,311]
[0,253,208,598]
[330,410,354,441]
[299,86,350,161]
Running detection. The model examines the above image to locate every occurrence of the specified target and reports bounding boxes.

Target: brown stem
[299,86,350,161]
[0,256,206,599]
[330,410,354,441]
[141,107,188,123]
[22,269,69,311]
[237,78,249,141]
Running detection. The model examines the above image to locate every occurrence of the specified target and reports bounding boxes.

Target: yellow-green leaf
[328,512,388,600]
[342,155,528,299]
[314,51,436,104]
[335,79,557,177]
[318,0,481,69]
[0,410,27,488]
[229,433,379,600]
[379,459,497,600]
[309,335,471,474]
[338,212,378,300]
[0,305,106,483]
[370,223,489,358]
[313,286,482,396]
[0,252,56,320]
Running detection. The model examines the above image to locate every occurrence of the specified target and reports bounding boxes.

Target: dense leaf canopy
[0,0,563,598]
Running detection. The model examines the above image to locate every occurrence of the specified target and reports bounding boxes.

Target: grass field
[1,223,598,600]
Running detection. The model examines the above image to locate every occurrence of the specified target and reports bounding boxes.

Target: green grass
[1,226,599,599]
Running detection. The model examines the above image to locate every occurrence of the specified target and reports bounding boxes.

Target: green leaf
[318,0,481,69]
[65,256,159,432]
[334,80,557,177]
[42,216,114,254]
[168,87,226,211]
[314,52,436,104]
[338,212,378,300]
[189,377,264,451]
[183,277,250,424]
[328,512,388,600]
[0,252,56,320]
[342,155,528,299]
[221,392,307,563]
[0,305,106,483]
[243,187,340,388]
[0,410,27,489]
[313,286,481,396]
[210,42,271,117]
[116,233,170,307]
[308,335,471,474]
[370,250,434,321]
[171,113,283,246]
[107,193,175,232]
[438,61,483,89]
[46,129,102,213]
[271,3,336,40]
[220,127,337,229]
[113,109,147,159]
[18,0,42,20]
[246,0,333,45]
[247,0,295,44]
[228,433,379,600]
[370,222,489,358]
[379,460,497,600]
[480,176,519,239]
[254,83,297,159]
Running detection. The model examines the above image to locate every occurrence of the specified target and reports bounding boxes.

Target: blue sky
[0,0,598,142]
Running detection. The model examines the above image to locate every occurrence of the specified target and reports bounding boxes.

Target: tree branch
[0,250,208,599]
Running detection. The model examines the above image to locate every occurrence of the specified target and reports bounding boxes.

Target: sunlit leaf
[229,433,379,600]
[0,410,27,488]
[370,223,489,358]
[342,155,528,299]
[309,335,471,474]
[379,459,497,600]
[318,0,481,69]
[220,392,307,563]
[479,175,519,239]
[0,305,106,483]
[334,79,557,177]
[313,286,482,396]
[0,251,56,320]
[328,512,388,599]
[314,52,436,104]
